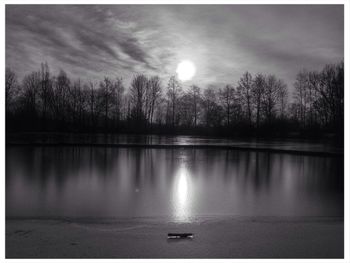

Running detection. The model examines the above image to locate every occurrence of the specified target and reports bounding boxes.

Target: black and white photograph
[3,1,348,260]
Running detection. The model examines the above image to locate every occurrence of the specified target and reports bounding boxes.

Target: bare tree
[219,84,235,127]
[237,72,253,126]
[22,71,41,116]
[99,77,113,129]
[293,70,308,128]
[39,62,52,125]
[6,68,18,111]
[277,79,288,118]
[154,97,167,125]
[110,77,124,128]
[202,87,223,128]
[147,76,162,124]
[252,74,265,129]
[179,93,194,127]
[53,70,70,126]
[87,81,97,130]
[130,74,148,122]
[262,75,280,125]
[167,76,182,127]
[189,85,201,127]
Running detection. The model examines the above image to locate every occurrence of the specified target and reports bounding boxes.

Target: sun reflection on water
[178,169,188,206]
[173,164,192,222]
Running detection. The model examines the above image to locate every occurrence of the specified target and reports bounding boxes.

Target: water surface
[6,146,343,221]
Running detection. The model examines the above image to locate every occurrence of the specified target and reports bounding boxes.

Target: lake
[6,146,343,221]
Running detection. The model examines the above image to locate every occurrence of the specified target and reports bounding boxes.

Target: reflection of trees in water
[290,155,343,193]
[173,149,271,192]
[180,149,341,197]
[7,147,124,194]
[191,149,274,192]
[144,149,156,185]
[252,152,272,192]
[7,147,343,211]
[132,149,141,189]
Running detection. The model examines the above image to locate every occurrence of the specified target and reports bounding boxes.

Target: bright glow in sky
[176,60,196,81]
[6,5,344,91]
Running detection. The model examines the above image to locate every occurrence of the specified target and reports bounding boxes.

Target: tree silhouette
[252,74,265,129]
[237,72,253,127]
[166,76,182,127]
[5,61,343,139]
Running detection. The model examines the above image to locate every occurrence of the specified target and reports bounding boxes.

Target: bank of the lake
[6,216,343,258]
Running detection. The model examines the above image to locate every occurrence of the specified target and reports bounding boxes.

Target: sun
[176,60,196,81]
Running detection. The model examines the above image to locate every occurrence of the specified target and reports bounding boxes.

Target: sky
[6,5,344,92]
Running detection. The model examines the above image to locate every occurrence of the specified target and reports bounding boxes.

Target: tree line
[6,61,343,138]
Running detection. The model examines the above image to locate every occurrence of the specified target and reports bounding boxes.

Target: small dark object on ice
[167,233,194,239]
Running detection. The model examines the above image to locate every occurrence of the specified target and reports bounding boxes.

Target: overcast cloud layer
[6,5,344,91]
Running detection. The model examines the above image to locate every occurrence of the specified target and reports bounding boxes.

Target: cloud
[6,5,344,92]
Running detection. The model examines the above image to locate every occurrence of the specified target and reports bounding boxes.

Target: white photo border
[0,1,348,263]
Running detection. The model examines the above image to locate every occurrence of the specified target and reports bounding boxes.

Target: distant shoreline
[6,142,343,157]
